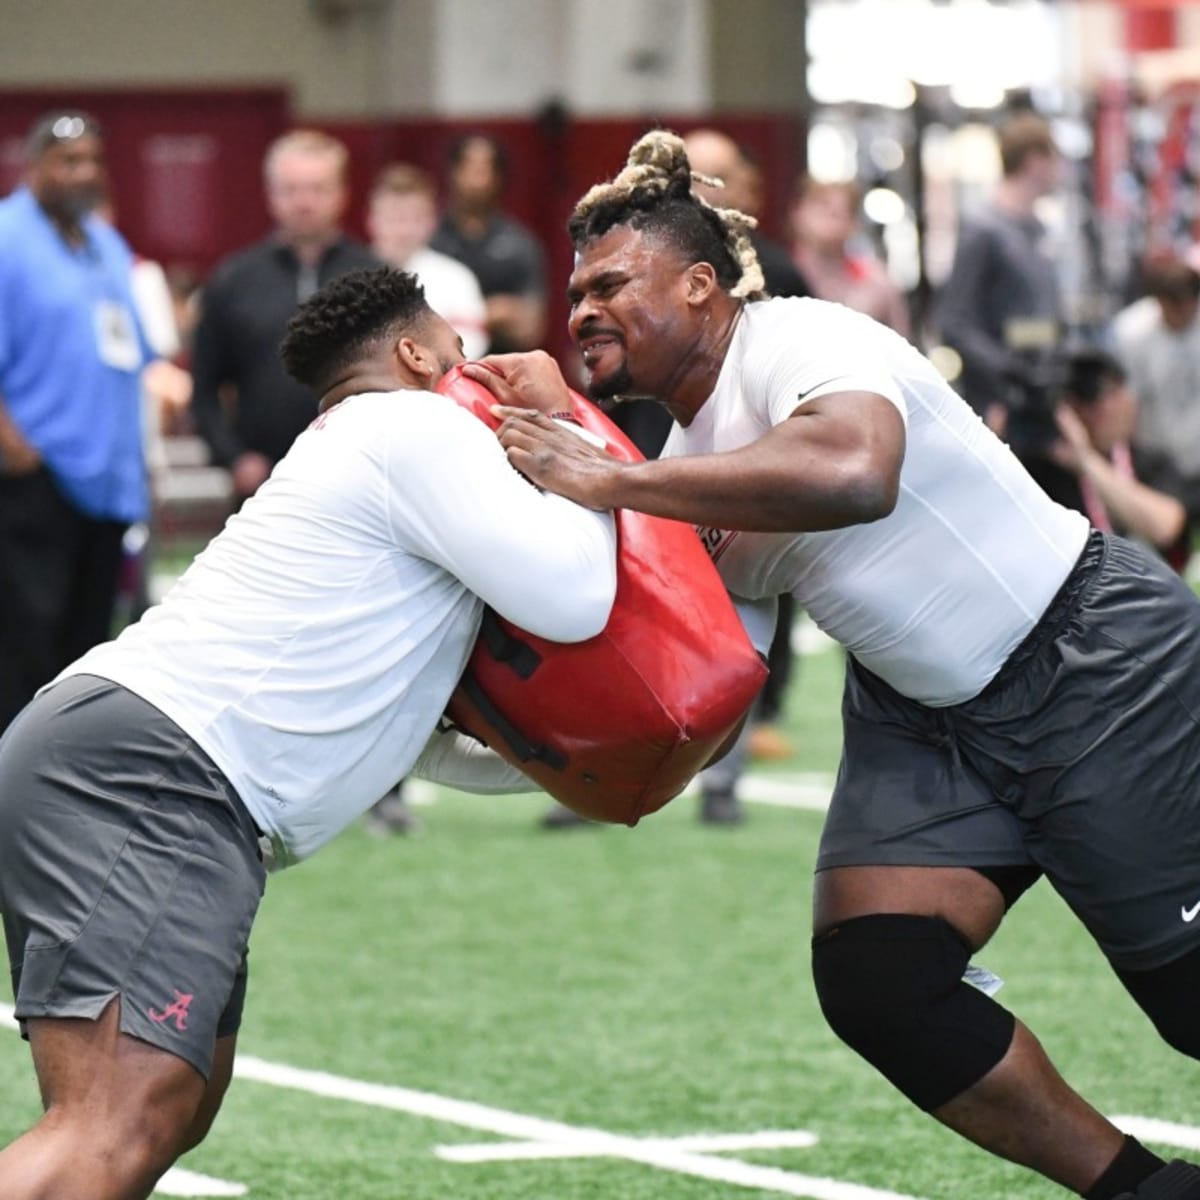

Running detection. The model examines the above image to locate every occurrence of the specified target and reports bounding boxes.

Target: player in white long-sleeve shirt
[474,133,1200,1200]
[0,267,616,1200]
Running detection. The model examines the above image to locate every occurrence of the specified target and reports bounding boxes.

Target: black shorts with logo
[819,531,1200,972]
[0,675,266,1079]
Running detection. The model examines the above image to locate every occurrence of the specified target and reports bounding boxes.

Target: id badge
[93,299,141,372]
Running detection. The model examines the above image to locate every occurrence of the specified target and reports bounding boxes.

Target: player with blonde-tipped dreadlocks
[460,129,1200,1200]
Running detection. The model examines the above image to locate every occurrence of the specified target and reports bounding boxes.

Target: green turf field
[1,638,1196,1199]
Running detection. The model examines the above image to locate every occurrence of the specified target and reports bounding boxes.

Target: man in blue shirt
[0,110,151,732]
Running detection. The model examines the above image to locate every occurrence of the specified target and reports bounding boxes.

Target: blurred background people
[1025,348,1191,571]
[190,129,378,503]
[1111,254,1200,525]
[94,188,193,623]
[367,162,488,360]
[936,111,1064,442]
[430,133,547,354]
[684,128,812,303]
[790,177,910,337]
[0,111,153,733]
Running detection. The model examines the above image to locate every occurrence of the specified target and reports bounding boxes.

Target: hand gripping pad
[436,365,768,825]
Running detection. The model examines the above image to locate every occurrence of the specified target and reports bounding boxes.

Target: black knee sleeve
[1117,946,1200,1060]
[812,913,1015,1111]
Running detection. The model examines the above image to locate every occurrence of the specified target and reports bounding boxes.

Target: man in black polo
[190,129,379,501]
[430,134,547,355]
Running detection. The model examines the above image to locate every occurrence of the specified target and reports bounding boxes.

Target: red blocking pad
[436,365,767,825]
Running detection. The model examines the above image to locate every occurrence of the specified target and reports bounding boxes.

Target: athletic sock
[1084,1137,1166,1200]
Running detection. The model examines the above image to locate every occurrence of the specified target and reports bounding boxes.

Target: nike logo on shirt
[1182,900,1200,923]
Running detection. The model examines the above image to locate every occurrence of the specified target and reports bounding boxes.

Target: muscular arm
[389,403,617,642]
[497,390,905,533]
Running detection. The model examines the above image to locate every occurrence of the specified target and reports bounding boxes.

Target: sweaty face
[30,133,106,225]
[566,227,696,401]
[267,150,346,241]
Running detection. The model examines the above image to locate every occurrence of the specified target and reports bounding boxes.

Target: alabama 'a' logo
[148,989,194,1032]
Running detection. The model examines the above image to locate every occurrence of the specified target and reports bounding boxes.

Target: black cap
[25,110,103,160]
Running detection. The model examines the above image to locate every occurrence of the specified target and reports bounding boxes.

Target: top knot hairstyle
[568,129,766,301]
[280,266,431,393]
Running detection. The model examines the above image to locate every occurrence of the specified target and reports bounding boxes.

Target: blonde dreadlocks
[569,130,767,301]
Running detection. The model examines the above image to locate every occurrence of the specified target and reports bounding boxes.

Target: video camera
[1000,317,1066,462]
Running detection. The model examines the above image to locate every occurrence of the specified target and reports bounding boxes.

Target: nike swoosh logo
[1182,901,1200,923]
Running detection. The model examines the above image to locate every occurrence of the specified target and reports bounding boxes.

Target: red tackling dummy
[436,365,767,826]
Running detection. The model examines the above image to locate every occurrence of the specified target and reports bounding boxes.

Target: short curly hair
[280,266,432,392]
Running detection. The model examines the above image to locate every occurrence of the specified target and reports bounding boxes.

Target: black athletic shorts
[818,531,1200,972]
[0,675,267,1079]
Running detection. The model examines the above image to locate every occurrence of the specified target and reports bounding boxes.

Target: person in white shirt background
[367,162,488,360]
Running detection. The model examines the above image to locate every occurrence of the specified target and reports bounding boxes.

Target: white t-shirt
[64,389,616,865]
[406,245,489,360]
[662,298,1089,706]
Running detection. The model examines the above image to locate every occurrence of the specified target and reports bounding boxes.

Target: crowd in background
[4,104,1200,831]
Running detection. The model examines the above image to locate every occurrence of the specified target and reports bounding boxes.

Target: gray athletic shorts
[818,531,1200,972]
[0,675,267,1079]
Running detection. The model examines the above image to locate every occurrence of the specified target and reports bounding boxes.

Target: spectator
[1026,348,1190,572]
[367,162,488,360]
[1111,254,1200,522]
[684,129,811,304]
[430,133,547,353]
[190,129,379,503]
[0,110,153,733]
[936,111,1064,439]
[94,190,193,622]
[790,178,910,337]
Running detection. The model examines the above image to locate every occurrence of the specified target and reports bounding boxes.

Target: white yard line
[5,1002,1200,1195]
[232,1053,918,1199]
[437,1129,820,1161]
[0,1003,911,1197]
[154,1170,247,1197]
[1113,1116,1200,1152]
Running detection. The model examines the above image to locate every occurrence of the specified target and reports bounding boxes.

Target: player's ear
[396,336,436,384]
[685,261,718,307]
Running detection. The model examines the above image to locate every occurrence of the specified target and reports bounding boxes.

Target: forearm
[1079,453,1186,547]
[411,727,538,794]
[594,438,895,533]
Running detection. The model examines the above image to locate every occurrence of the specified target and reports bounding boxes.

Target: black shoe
[700,790,745,826]
[1124,1160,1200,1199]
[540,802,593,829]
[364,787,419,836]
